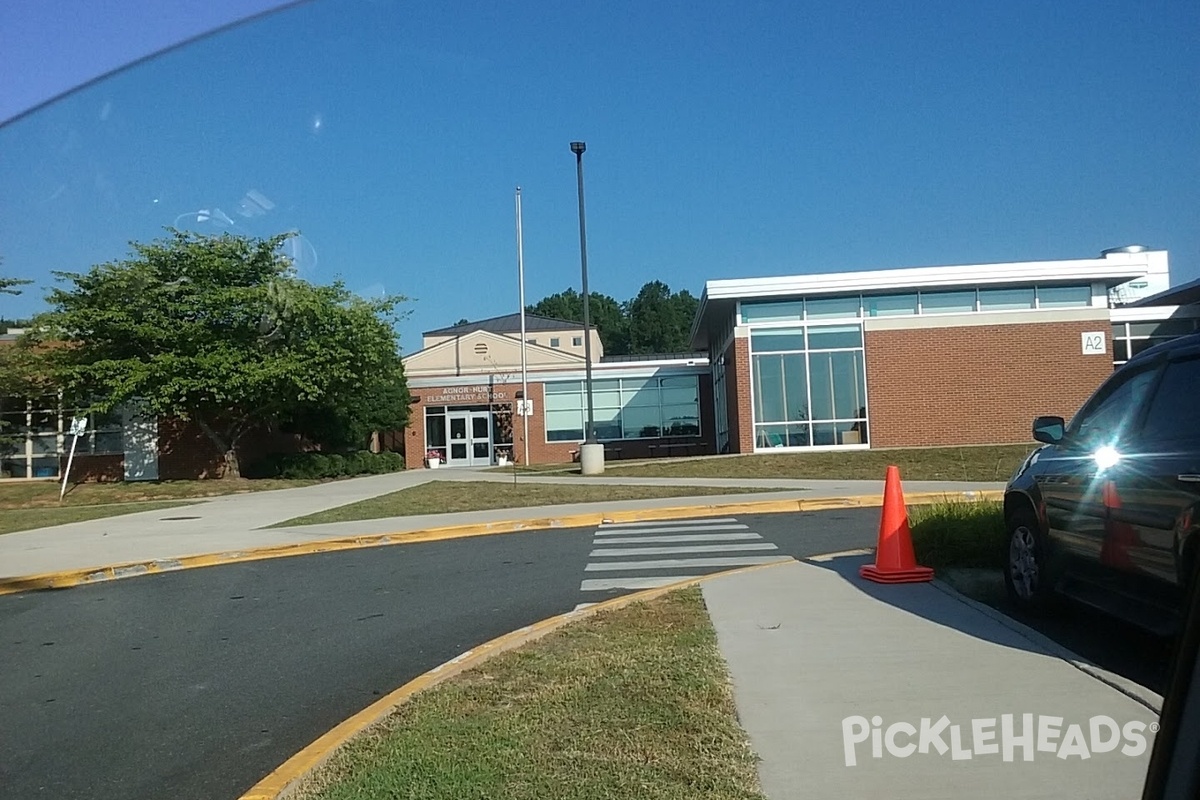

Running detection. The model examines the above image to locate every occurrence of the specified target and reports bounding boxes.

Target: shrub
[908,500,1006,572]
[247,449,405,480]
[324,453,347,477]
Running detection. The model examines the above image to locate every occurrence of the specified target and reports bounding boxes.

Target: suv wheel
[1004,509,1055,613]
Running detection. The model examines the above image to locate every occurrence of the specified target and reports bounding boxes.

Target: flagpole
[515,187,530,467]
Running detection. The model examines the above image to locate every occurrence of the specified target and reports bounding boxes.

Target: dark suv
[1003,331,1200,634]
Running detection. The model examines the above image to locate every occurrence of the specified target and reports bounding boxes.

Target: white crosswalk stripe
[599,517,740,527]
[590,543,780,557]
[593,523,749,536]
[596,532,763,544]
[578,516,789,596]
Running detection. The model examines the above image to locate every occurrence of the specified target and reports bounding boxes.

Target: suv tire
[1004,508,1056,613]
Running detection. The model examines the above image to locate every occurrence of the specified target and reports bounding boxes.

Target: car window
[1070,365,1158,444]
[1139,356,1200,442]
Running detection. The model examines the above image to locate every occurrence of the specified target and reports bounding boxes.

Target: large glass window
[978,287,1035,311]
[750,329,806,352]
[542,376,702,442]
[805,297,861,320]
[741,300,804,323]
[1037,285,1092,308]
[864,293,917,317]
[750,325,867,449]
[919,290,976,314]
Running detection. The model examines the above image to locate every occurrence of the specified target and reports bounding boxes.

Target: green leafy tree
[29,230,410,478]
[527,288,630,355]
[626,281,700,354]
[1,258,33,297]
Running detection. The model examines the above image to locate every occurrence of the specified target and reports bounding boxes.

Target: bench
[648,442,698,458]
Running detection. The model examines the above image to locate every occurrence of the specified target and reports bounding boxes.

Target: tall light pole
[571,141,603,474]
[514,186,530,468]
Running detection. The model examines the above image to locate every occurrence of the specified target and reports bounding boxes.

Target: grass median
[0,477,319,536]
[0,500,196,535]
[607,444,1035,482]
[909,499,1008,606]
[294,588,766,800]
[274,481,780,527]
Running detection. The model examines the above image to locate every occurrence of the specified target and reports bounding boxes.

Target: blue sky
[1,0,1197,352]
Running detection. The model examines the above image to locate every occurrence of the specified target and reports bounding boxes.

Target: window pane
[756,423,811,448]
[544,392,581,411]
[805,297,861,320]
[622,405,661,438]
[753,355,786,423]
[545,409,583,441]
[1140,358,1200,441]
[741,300,804,323]
[1072,367,1157,442]
[624,383,660,407]
[593,407,622,441]
[864,293,917,317]
[1129,320,1199,337]
[920,290,976,313]
[661,387,698,405]
[29,457,59,478]
[808,351,866,420]
[979,287,1035,311]
[1113,340,1129,362]
[782,353,808,422]
[661,405,700,436]
[751,329,806,352]
[659,376,696,389]
[593,389,622,409]
[1038,285,1092,308]
[806,325,862,350]
[93,431,124,454]
[1111,323,1127,338]
[544,381,581,394]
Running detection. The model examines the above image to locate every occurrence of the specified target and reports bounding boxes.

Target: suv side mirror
[1032,416,1066,445]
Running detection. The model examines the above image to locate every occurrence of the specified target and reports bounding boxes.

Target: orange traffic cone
[859,465,934,584]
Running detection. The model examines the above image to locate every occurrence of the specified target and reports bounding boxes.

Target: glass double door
[447,410,492,467]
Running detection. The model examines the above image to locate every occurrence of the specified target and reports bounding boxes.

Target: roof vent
[474,343,488,355]
[1101,245,1150,256]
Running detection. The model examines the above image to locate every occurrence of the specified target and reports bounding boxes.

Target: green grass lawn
[0,501,196,536]
[606,444,1036,482]
[908,499,1007,572]
[0,477,317,536]
[274,480,779,527]
[0,477,318,510]
[294,588,766,800]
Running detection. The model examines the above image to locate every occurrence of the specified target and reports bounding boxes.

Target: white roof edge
[704,259,1152,300]
[1110,305,1200,321]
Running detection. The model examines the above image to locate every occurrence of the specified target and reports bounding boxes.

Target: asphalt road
[0,508,1174,799]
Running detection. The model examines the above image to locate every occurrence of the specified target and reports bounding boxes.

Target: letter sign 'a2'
[1081,332,1106,355]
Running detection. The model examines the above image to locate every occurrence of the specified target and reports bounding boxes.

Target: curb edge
[0,490,1002,596]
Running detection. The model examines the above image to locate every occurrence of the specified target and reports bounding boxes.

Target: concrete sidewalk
[702,557,1160,800]
[0,469,1002,578]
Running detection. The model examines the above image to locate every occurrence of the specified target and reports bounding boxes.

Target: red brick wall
[725,337,755,454]
[404,376,717,468]
[864,319,1113,447]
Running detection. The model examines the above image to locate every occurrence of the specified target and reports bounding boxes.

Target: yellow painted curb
[0,489,1002,597]
[237,559,793,800]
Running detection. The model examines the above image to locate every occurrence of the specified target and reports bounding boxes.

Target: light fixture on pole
[515,186,530,468]
[571,140,604,475]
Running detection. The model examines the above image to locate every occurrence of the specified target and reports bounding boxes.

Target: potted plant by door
[426,448,442,469]
[496,448,511,467]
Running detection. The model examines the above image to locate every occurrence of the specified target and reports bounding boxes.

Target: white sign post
[60,416,87,501]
